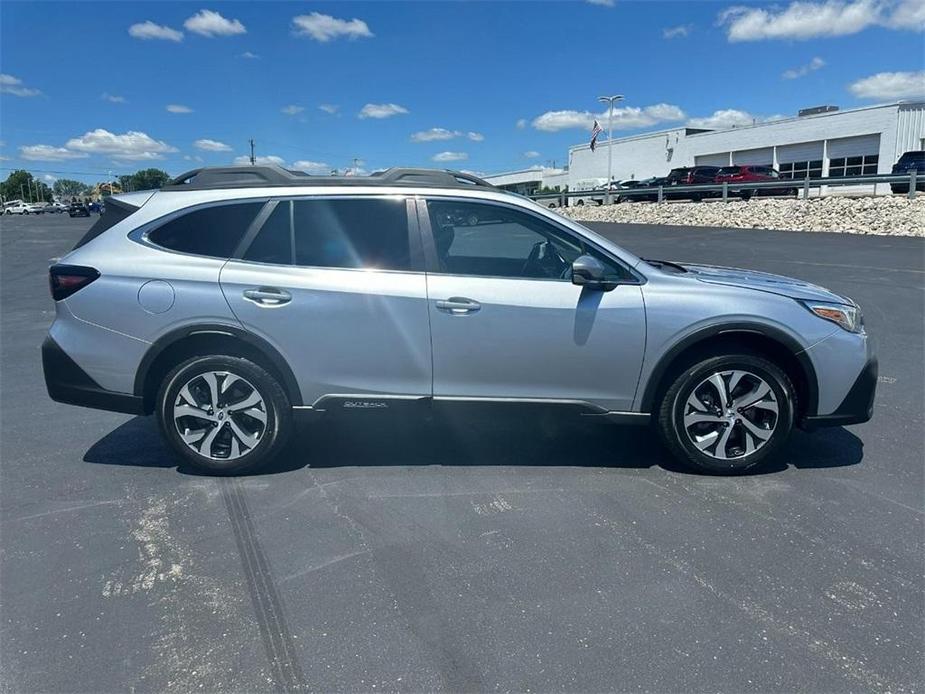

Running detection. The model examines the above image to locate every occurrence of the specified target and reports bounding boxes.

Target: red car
[714,165,796,200]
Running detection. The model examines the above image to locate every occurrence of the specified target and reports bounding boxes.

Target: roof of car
[162,165,497,192]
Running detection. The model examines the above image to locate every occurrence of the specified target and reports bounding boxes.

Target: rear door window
[292,198,411,270]
[148,202,264,258]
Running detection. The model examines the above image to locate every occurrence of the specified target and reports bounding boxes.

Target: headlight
[802,301,863,333]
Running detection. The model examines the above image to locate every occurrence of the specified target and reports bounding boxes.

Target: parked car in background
[665,166,722,200]
[715,165,797,199]
[45,202,67,213]
[891,151,925,194]
[87,201,103,214]
[4,201,31,215]
[570,178,608,206]
[68,202,91,217]
[24,203,46,214]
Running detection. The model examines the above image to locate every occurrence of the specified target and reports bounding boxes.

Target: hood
[677,262,852,304]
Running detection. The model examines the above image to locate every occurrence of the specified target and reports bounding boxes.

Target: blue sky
[1,1,923,184]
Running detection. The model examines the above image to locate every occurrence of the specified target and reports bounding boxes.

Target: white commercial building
[487,102,924,196]
[481,167,568,196]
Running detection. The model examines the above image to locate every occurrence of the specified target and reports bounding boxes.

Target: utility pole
[21,183,26,202]
[353,158,360,175]
[249,139,256,165]
[597,94,624,204]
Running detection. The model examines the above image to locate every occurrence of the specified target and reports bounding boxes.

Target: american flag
[590,120,603,152]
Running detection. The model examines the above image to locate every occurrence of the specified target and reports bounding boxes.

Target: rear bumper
[801,357,877,430]
[42,336,145,415]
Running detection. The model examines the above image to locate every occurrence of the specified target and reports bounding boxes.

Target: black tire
[156,354,292,475]
[657,353,795,474]
[740,191,754,201]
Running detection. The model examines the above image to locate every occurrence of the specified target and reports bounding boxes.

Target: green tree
[120,168,171,192]
[53,179,90,199]
[1,169,52,203]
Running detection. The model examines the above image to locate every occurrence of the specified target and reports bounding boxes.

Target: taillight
[49,264,100,301]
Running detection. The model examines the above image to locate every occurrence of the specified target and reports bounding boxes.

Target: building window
[829,154,879,178]
[779,160,823,179]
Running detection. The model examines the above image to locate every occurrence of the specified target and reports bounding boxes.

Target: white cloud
[101,93,126,103]
[292,12,373,42]
[128,20,183,42]
[66,129,178,160]
[318,104,339,114]
[193,138,232,152]
[411,128,459,142]
[885,0,925,28]
[184,154,204,163]
[532,103,686,132]
[43,174,58,183]
[20,145,88,161]
[467,131,485,142]
[586,0,615,6]
[292,160,332,174]
[358,103,409,119]
[233,154,286,166]
[240,51,260,59]
[184,9,246,37]
[687,109,762,129]
[782,56,826,79]
[716,0,922,41]
[166,104,193,114]
[432,151,468,162]
[0,74,41,97]
[663,24,692,38]
[281,105,305,116]
[849,70,925,99]
[516,118,528,129]
[523,151,541,159]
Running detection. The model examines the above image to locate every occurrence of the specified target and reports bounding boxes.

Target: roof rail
[162,165,496,191]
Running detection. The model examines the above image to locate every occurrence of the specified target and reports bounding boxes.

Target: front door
[420,198,646,412]
[220,197,432,407]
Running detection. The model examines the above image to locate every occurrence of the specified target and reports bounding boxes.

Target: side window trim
[232,199,282,260]
[418,196,643,284]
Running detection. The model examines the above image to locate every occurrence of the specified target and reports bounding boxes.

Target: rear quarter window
[147,202,264,258]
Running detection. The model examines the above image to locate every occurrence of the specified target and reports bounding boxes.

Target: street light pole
[597,94,624,204]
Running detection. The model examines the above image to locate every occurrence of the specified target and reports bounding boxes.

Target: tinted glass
[717,167,741,175]
[427,199,630,282]
[293,198,410,270]
[149,202,263,257]
[243,202,292,265]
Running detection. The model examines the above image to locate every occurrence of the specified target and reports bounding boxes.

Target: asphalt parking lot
[1,213,923,693]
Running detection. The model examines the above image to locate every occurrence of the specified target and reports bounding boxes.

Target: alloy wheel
[172,371,268,460]
[681,369,779,460]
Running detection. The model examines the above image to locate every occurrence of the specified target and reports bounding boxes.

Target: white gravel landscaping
[559,195,924,237]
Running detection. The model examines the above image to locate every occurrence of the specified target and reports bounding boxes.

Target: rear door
[220,196,432,407]
[419,197,646,412]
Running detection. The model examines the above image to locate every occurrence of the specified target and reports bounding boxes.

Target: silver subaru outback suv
[43,166,876,475]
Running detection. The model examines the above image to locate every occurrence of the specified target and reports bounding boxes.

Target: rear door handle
[243,287,292,307]
[435,297,481,314]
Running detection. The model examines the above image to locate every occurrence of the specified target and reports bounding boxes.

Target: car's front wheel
[156,355,292,475]
[658,354,794,474]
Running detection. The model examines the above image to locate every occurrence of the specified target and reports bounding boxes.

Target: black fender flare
[133,323,303,407]
[638,322,819,416]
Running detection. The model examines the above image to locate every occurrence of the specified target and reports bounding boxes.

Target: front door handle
[243,287,292,307]
[435,297,481,314]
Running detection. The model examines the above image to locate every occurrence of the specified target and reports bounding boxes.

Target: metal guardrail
[530,171,921,206]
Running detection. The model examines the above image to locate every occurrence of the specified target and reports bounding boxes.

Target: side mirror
[571,254,616,291]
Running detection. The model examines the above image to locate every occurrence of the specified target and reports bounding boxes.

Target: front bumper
[801,357,877,430]
[42,336,145,415]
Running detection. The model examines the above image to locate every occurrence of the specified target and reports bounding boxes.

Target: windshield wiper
[643,258,688,273]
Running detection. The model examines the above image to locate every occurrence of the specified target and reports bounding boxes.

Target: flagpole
[598,94,624,204]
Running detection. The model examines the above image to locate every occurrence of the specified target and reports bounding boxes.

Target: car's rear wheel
[156,355,291,475]
[657,354,794,474]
